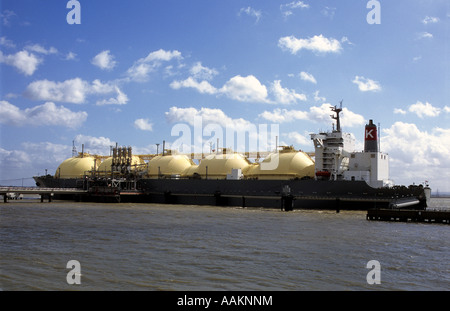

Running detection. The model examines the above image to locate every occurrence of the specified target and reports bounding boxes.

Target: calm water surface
[1,198,449,290]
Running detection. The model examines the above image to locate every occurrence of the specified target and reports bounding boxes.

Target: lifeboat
[316,171,331,177]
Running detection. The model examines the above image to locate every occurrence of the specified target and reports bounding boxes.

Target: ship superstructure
[310,104,354,181]
[311,104,392,188]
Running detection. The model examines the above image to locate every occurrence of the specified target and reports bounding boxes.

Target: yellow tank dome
[147,154,194,178]
[55,155,96,178]
[97,156,145,174]
[183,164,200,178]
[189,151,251,179]
[246,146,315,180]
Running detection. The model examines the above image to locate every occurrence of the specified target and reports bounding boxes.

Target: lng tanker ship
[33,105,431,211]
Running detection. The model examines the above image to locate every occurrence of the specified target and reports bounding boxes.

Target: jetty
[0,187,87,203]
[0,186,147,203]
[367,209,450,224]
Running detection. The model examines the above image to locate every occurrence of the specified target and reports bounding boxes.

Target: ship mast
[331,101,343,132]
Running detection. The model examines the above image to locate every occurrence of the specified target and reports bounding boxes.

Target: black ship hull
[33,176,429,211]
[138,178,428,210]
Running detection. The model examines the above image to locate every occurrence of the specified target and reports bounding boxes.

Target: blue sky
[1,0,449,192]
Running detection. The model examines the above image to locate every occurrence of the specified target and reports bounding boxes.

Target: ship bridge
[310,103,392,188]
[310,104,354,181]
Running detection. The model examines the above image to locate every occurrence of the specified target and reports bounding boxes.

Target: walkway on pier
[0,187,87,202]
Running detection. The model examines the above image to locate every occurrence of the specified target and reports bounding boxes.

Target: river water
[0,198,449,291]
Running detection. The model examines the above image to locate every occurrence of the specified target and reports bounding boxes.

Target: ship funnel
[364,119,378,152]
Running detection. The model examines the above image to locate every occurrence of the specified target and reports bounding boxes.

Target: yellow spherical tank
[190,152,251,179]
[246,147,315,180]
[54,155,96,178]
[97,156,145,175]
[147,154,195,178]
[183,164,200,178]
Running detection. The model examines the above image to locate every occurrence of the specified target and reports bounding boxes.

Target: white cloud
[0,100,23,126]
[0,43,59,76]
[285,1,309,9]
[25,78,89,104]
[164,106,271,153]
[417,32,433,39]
[21,142,74,172]
[393,108,407,115]
[2,143,111,186]
[219,75,270,103]
[170,61,219,94]
[25,102,87,128]
[25,44,58,55]
[74,135,115,155]
[171,74,270,103]
[0,100,87,128]
[340,36,354,46]
[65,52,77,60]
[24,142,71,161]
[166,106,253,130]
[0,50,42,75]
[1,10,16,26]
[238,7,262,23]
[90,79,117,94]
[171,72,310,104]
[126,49,182,81]
[144,49,182,62]
[422,16,439,24]
[408,101,441,118]
[394,102,445,118]
[134,118,153,131]
[383,123,449,166]
[308,104,337,124]
[127,63,150,81]
[259,104,365,128]
[170,77,218,95]
[321,6,336,19]
[96,87,129,105]
[352,76,381,92]
[382,122,450,188]
[278,34,342,54]
[24,78,128,105]
[0,36,16,48]
[271,80,306,104]
[338,108,366,128]
[300,71,317,84]
[259,108,308,123]
[283,131,310,146]
[280,1,309,18]
[190,62,218,80]
[0,142,71,182]
[4,93,18,99]
[313,90,326,102]
[91,50,116,70]
[0,147,31,172]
